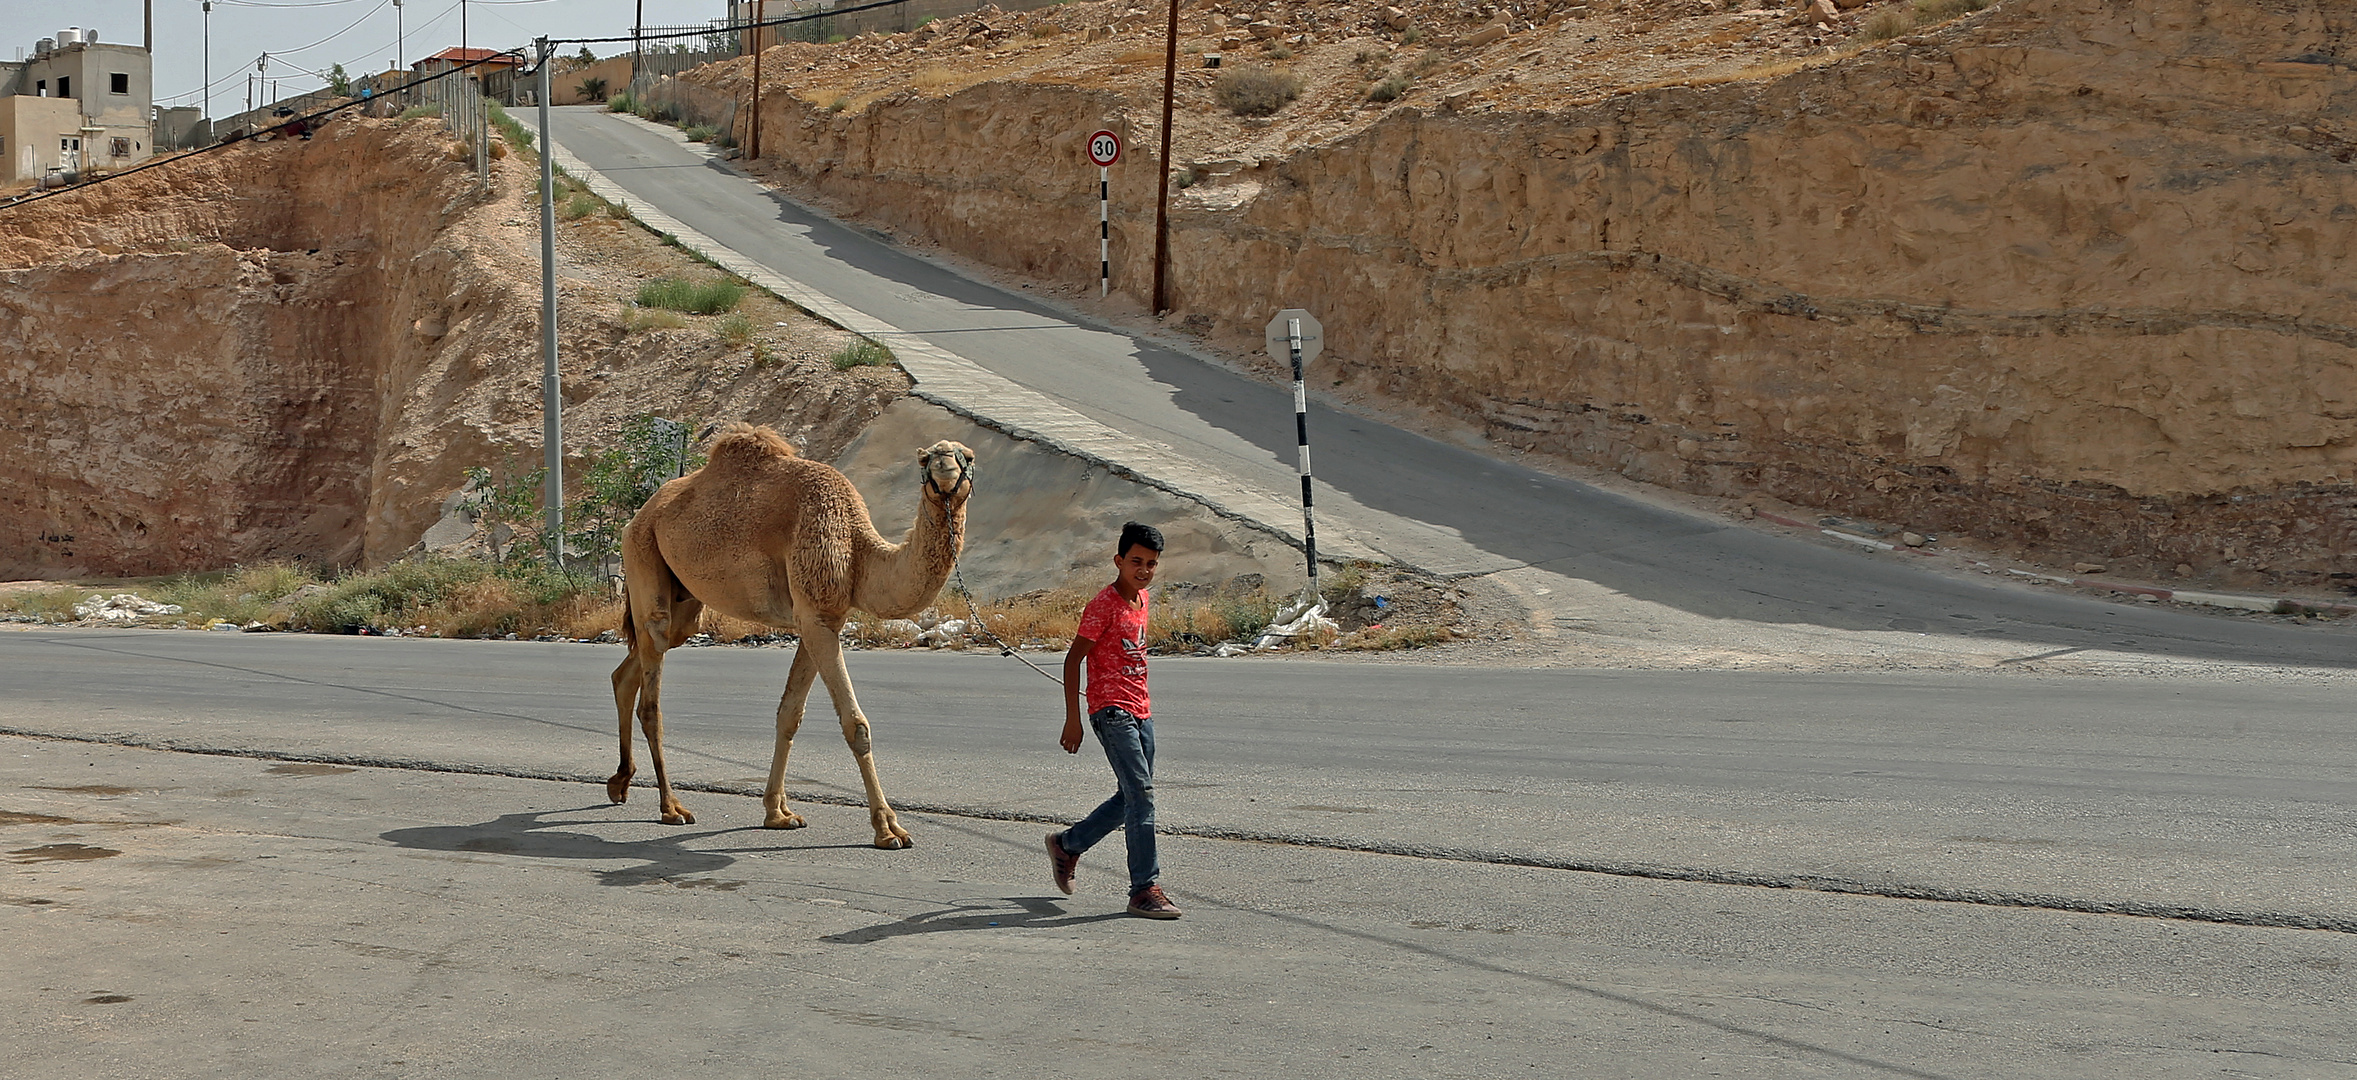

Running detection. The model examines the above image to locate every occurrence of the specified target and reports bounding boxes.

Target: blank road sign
[1264,308,1323,365]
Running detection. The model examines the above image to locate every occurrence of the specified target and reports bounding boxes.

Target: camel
[607,423,975,848]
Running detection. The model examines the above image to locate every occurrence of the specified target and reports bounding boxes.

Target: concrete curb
[546,124,1380,568]
[1752,511,2352,618]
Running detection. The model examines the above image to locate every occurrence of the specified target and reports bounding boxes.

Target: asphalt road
[6,629,2356,1077]
[544,106,2357,671]
[6,630,2352,922]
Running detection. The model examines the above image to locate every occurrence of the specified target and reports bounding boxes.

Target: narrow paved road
[546,107,2354,671]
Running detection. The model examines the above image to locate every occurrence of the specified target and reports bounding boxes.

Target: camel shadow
[822,896,1128,944]
[381,806,754,887]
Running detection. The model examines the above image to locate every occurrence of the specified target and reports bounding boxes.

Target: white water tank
[59,28,82,48]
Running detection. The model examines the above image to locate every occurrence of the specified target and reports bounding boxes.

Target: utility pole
[748,0,762,159]
[633,0,643,98]
[202,1,211,121]
[394,0,404,72]
[144,0,151,53]
[1149,0,1179,316]
[535,38,564,568]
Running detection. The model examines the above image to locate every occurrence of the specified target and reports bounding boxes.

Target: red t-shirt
[1076,584,1150,719]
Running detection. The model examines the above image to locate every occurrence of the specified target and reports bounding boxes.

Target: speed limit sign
[1087,129,1121,167]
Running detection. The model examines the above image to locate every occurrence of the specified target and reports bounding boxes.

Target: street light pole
[394,0,404,72]
[202,1,211,121]
[1149,0,1179,316]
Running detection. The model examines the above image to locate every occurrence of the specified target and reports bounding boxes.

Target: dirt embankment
[0,119,905,580]
[686,0,2357,591]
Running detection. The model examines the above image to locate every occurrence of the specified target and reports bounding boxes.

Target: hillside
[675,0,2357,595]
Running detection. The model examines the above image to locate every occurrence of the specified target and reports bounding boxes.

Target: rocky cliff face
[723,0,2357,588]
[0,119,904,580]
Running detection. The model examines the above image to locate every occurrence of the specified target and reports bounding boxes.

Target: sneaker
[1045,832,1078,896]
[1127,884,1182,919]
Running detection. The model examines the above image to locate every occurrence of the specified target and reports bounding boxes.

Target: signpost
[1088,129,1120,298]
[1265,308,1324,599]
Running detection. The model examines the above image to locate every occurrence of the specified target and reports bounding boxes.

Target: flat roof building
[0,27,154,184]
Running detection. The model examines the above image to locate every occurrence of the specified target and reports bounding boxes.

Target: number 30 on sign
[1088,130,1121,167]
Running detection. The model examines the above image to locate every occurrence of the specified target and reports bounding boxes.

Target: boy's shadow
[823,896,1128,943]
[380,805,866,887]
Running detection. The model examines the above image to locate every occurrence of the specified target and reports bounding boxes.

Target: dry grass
[1333,623,1455,651]
[0,585,94,621]
[619,302,690,332]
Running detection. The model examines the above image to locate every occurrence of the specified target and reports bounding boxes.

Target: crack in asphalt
[7,724,2353,937]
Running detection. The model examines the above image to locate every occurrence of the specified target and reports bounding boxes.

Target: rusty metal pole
[1149,0,1179,316]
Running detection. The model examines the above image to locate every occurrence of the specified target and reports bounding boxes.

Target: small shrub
[1401,26,1422,44]
[1266,44,1293,60]
[1369,74,1413,102]
[1214,66,1303,117]
[828,95,851,112]
[636,277,745,314]
[1860,7,1910,40]
[1173,163,1207,189]
[831,337,895,370]
[607,91,637,113]
[561,193,600,220]
[683,123,719,143]
[714,312,756,346]
[398,104,442,121]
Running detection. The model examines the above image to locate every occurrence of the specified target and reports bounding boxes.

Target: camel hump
[705,423,799,470]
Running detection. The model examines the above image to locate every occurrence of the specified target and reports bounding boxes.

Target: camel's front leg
[800,613,911,849]
[607,651,642,805]
[761,644,819,830]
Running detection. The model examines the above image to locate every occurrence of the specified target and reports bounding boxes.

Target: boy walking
[1046,522,1181,919]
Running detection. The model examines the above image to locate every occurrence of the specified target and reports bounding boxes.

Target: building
[0,26,153,183]
[414,47,527,103]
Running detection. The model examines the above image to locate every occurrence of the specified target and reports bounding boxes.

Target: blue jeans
[1059,706,1158,895]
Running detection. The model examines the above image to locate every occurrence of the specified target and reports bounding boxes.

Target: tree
[575,45,598,65]
[327,62,351,96]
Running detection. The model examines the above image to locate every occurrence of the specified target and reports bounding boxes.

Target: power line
[7,0,928,210]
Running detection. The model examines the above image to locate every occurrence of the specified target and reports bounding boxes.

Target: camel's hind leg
[611,550,704,824]
[799,608,911,849]
[759,644,820,830]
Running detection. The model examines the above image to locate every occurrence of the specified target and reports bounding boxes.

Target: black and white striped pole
[1264,308,1325,601]
[1087,129,1121,298]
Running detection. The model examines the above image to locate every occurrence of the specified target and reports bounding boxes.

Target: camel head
[917,440,976,506]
